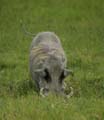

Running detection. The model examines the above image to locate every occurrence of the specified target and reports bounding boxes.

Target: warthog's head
[35,54,73,97]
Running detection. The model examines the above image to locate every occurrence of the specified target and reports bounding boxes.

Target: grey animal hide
[29,32,73,97]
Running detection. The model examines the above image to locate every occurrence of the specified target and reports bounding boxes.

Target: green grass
[0,0,104,119]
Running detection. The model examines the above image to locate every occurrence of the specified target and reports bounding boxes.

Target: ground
[0,0,104,119]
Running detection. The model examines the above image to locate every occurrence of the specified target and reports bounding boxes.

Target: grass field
[0,0,104,119]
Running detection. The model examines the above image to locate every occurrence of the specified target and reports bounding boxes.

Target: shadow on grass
[0,63,16,71]
[80,76,104,98]
[0,79,38,98]
[1,78,77,98]
[0,74,103,98]
[65,74,104,98]
[0,63,38,97]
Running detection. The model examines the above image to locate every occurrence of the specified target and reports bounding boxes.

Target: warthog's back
[29,32,66,71]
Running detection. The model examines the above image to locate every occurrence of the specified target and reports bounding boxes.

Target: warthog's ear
[59,69,74,83]
[64,69,74,77]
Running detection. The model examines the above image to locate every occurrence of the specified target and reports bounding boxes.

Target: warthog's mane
[30,44,64,64]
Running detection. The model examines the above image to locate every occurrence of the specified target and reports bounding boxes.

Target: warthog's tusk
[66,87,74,98]
[63,82,67,89]
[40,88,45,97]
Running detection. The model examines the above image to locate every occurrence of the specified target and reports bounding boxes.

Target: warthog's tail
[20,19,36,37]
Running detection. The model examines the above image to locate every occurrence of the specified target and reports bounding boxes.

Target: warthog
[29,32,73,97]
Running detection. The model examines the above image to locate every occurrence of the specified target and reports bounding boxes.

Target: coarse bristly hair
[29,32,73,97]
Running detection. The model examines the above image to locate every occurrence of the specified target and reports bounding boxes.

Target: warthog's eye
[59,71,65,83]
[44,69,51,83]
